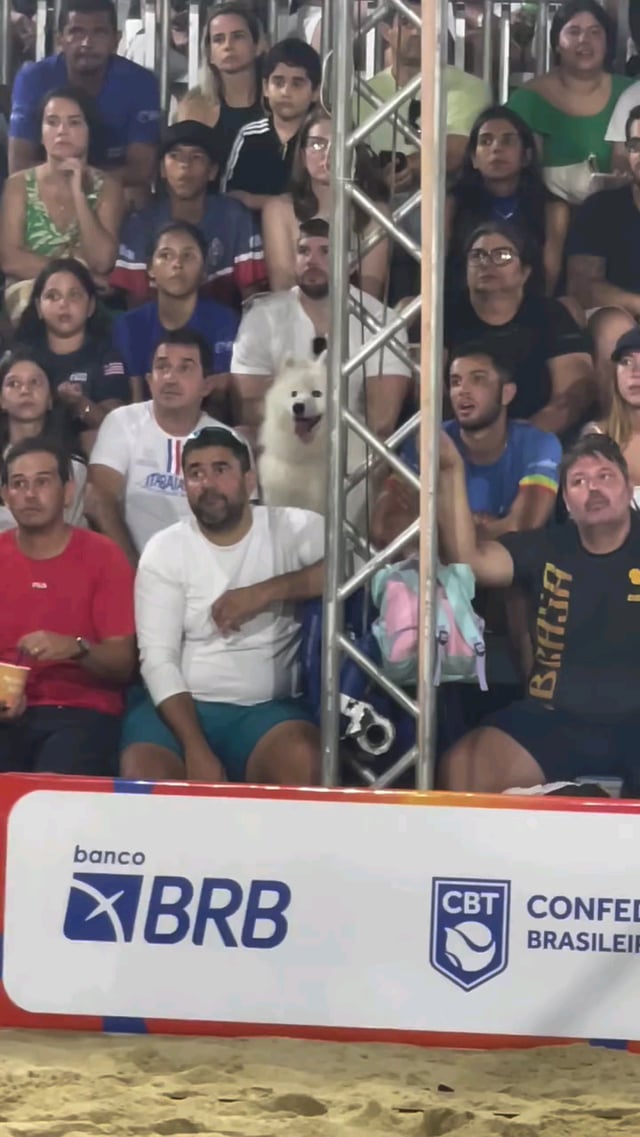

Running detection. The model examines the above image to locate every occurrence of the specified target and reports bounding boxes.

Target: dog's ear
[282,354,298,371]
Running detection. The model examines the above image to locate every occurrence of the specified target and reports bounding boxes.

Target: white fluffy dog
[258,356,366,517]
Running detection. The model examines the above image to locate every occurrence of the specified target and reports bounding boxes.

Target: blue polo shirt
[9,53,160,167]
[112,297,240,380]
[402,420,561,516]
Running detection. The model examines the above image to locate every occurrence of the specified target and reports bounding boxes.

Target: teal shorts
[120,691,316,782]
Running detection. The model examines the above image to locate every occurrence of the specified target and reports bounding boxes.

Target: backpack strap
[436,564,484,650]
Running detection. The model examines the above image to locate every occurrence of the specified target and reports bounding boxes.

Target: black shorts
[0,706,121,777]
[484,700,640,795]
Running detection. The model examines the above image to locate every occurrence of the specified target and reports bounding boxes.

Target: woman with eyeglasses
[506,0,632,204]
[446,106,569,298]
[0,86,123,323]
[261,105,390,299]
[0,347,86,532]
[444,222,595,438]
[583,329,640,504]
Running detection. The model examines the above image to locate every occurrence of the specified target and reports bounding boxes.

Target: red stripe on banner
[0,981,103,1033]
[141,1018,581,1051]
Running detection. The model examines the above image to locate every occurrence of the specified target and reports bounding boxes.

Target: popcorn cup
[0,663,30,711]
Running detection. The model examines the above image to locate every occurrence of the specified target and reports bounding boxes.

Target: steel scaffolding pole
[321,0,352,790]
[418,0,447,790]
[320,0,445,789]
[0,0,10,86]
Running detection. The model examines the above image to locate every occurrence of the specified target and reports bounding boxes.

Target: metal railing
[321,0,444,790]
[0,1,633,99]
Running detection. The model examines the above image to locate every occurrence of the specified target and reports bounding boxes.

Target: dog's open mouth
[293,414,323,442]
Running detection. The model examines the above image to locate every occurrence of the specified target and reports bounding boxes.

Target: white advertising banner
[4,789,640,1039]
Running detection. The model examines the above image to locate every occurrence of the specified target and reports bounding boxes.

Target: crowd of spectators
[2,0,640,796]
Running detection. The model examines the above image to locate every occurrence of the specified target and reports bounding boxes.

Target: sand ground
[0,1031,636,1136]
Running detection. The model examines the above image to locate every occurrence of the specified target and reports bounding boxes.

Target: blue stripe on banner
[589,1038,628,1049]
[103,1017,148,1034]
[113,779,155,794]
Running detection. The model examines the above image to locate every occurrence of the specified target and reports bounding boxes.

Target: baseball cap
[611,326,640,362]
[159,121,224,164]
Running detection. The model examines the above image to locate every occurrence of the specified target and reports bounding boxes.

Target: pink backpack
[372,559,487,689]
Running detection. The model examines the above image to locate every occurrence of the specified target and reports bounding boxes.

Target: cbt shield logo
[430,878,510,991]
[64,873,143,943]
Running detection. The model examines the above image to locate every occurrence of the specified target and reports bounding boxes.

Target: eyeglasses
[468,247,518,266]
[626,138,640,154]
[312,336,328,358]
[304,137,330,153]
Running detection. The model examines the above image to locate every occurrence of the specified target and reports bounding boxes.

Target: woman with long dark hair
[0,86,123,321]
[0,347,86,530]
[584,330,640,501]
[16,258,130,449]
[507,0,632,203]
[446,106,570,297]
[261,105,390,298]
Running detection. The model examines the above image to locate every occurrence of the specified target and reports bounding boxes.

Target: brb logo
[63,846,291,950]
[430,877,511,991]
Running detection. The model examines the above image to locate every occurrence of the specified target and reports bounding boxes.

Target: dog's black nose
[292,402,306,417]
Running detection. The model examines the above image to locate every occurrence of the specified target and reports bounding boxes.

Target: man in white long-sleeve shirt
[121,426,324,785]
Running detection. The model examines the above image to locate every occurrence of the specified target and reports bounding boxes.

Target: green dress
[507,73,633,202]
[23,166,104,257]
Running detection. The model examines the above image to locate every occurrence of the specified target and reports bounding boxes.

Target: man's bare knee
[120,743,184,781]
[438,726,543,793]
[247,722,321,786]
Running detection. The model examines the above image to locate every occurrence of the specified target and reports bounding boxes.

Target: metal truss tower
[321,0,448,790]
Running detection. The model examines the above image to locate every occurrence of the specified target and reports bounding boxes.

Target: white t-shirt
[136,507,325,706]
[230,286,411,414]
[606,82,640,142]
[0,457,87,533]
[89,401,226,554]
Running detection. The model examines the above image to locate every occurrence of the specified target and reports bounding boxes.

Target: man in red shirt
[0,436,136,775]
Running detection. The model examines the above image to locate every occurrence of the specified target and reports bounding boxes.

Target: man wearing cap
[111,120,266,309]
[121,424,323,786]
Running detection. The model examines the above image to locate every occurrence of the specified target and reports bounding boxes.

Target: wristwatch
[74,637,91,659]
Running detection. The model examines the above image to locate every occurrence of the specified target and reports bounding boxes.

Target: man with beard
[88,329,241,563]
[437,431,640,797]
[120,426,323,785]
[372,344,562,551]
[222,37,321,211]
[8,0,159,195]
[231,218,411,443]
